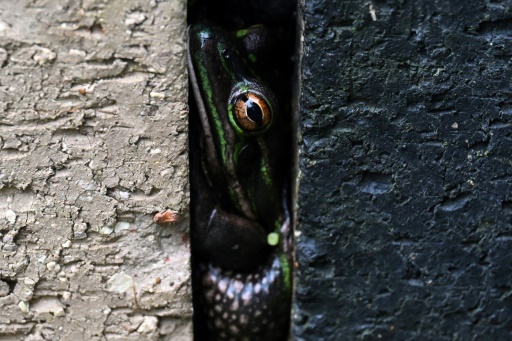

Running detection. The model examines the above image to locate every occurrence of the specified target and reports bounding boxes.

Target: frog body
[188,22,293,341]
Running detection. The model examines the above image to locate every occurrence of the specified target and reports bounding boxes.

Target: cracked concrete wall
[0,0,191,340]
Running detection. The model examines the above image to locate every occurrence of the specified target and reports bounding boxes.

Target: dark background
[295,0,512,339]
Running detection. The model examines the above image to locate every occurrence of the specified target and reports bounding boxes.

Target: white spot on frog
[233,280,244,294]
[218,279,228,293]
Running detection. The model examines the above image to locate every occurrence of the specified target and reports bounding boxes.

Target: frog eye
[233,93,272,132]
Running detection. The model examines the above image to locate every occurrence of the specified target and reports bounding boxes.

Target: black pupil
[245,99,263,126]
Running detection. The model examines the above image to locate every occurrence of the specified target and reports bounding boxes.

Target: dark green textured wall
[295,0,512,339]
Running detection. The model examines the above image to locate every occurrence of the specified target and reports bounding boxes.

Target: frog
[188,22,293,341]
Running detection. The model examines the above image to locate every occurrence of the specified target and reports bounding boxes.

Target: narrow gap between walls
[187,0,299,340]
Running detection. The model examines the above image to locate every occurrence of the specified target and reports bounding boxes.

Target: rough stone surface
[295,0,512,340]
[0,1,191,340]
